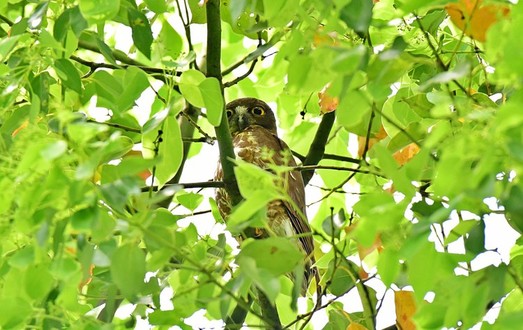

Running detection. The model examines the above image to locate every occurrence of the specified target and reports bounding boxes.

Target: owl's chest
[232,128,286,167]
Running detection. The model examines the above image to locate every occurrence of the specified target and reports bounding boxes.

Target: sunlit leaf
[110,244,146,301]
[200,77,224,126]
[340,0,373,35]
[237,237,303,276]
[395,290,416,330]
[179,69,206,107]
[325,259,357,296]
[28,1,49,29]
[176,192,204,211]
[79,0,120,23]
[145,0,168,13]
[128,7,153,59]
[54,58,82,94]
[446,0,510,42]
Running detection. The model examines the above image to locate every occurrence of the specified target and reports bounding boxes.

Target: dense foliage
[0,0,522,329]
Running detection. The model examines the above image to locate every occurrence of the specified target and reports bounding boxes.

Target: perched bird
[215,97,315,292]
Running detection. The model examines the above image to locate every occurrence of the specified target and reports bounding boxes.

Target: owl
[215,98,315,292]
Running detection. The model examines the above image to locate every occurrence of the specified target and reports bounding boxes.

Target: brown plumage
[215,98,315,292]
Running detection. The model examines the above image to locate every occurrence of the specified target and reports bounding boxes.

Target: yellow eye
[251,106,265,116]
[226,109,234,118]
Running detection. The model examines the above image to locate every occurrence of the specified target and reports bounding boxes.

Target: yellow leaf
[347,321,368,330]
[313,26,338,47]
[392,143,420,165]
[318,84,339,113]
[395,290,416,330]
[357,126,387,157]
[358,234,383,260]
[446,0,510,42]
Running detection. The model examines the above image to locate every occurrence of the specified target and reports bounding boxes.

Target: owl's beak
[237,114,247,130]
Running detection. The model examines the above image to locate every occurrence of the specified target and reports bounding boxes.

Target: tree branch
[301,111,336,185]
[206,2,282,328]
[206,0,241,206]
[71,55,181,77]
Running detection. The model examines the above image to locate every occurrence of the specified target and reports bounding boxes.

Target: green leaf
[340,0,373,35]
[110,244,146,301]
[27,1,49,29]
[54,59,82,94]
[0,297,32,328]
[179,69,206,107]
[101,155,156,183]
[176,192,204,211]
[352,193,403,246]
[100,177,141,212]
[79,0,120,23]
[325,308,351,330]
[157,19,183,60]
[154,116,183,186]
[464,220,485,254]
[149,310,180,325]
[145,0,168,13]
[128,7,153,59]
[71,206,98,232]
[419,62,470,91]
[262,0,298,27]
[91,70,122,105]
[377,248,400,286]
[40,140,68,161]
[337,89,372,135]
[234,159,281,199]
[227,194,271,233]
[117,66,149,112]
[54,7,88,42]
[25,264,54,301]
[237,237,303,276]
[50,257,81,281]
[238,256,281,301]
[188,0,207,23]
[331,46,367,74]
[401,93,433,118]
[444,220,480,245]
[8,246,35,269]
[142,109,169,134]
[30,72,51,114]
[199,77,224,126]
[395,0,451,13]
[0,35,24,61]
[503,185,523,234]
[322,208,346,238]
[326,260,357,296]
[373,143,415,198]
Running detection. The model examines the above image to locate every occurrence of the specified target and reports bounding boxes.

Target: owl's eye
[226,109,234,118]
[251,106,265,116]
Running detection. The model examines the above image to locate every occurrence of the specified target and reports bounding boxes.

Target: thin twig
[141,181,224,192]
[0,13,14,25]
[372,103,422,148]
[294,165,381,176]
[178,110,216,144]
[71,55,181,77]
[223,58,259,88]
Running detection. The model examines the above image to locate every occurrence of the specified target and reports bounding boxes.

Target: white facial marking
[235,106,248,115]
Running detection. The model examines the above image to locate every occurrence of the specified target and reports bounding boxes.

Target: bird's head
[225,98,277,135]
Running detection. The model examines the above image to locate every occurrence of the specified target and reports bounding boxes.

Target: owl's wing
[231,126,314,259]
[276,139,315,262]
